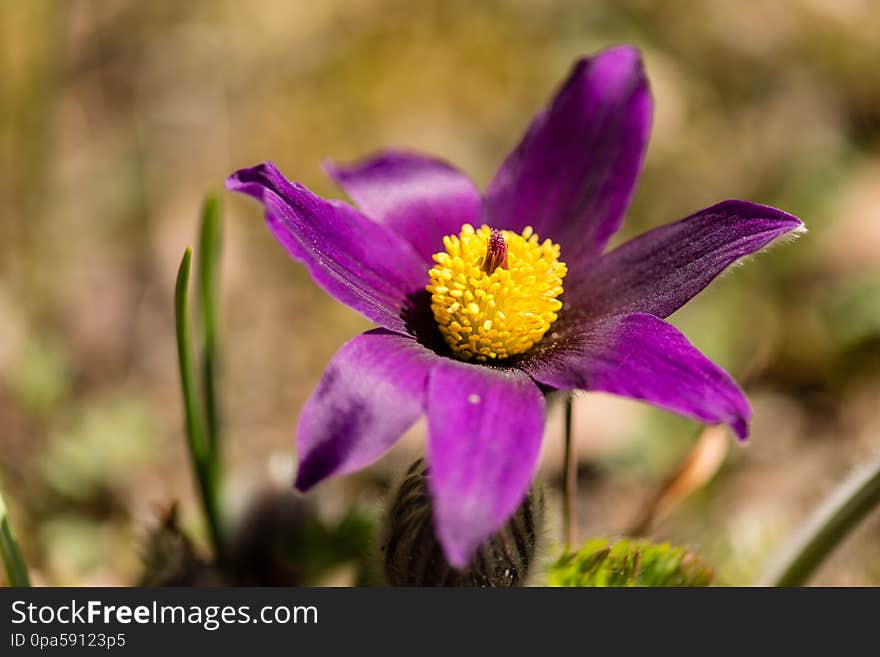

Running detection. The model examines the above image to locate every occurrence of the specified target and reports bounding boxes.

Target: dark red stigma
[482,228,508,274]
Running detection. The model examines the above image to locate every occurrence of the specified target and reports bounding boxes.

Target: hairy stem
[562,393,577,551]
[761,451,880,586]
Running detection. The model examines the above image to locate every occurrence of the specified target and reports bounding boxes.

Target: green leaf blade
[197,193,223,462]
[0,487,30,587]
[175,246,224,560]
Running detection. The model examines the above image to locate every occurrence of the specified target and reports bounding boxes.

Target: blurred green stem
[197,194,222,471]
[762,451,880,586]
[562,393,576,551]
[175,247,224,560]
[198,194,222,461]
[0,484,30,587]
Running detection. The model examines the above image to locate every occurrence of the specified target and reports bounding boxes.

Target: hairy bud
[382,459,543,587]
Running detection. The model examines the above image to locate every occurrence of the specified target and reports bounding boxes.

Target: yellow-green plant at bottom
[549,538,713,587]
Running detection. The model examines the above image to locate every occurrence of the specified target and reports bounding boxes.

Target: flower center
[427,224,567,362]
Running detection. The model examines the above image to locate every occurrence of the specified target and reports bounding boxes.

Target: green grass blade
[175,248,206,463]
[0,486,30,587]
[197,193,222,461]
[175,247,224,560]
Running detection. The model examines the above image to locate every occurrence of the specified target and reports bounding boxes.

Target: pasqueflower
[227,46,803,567]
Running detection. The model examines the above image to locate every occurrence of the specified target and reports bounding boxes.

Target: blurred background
[1,0,879,586]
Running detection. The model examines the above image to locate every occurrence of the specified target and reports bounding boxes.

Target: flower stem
[562,393,577,551]
[0,484,30,587]
[175,247,225,562]
[762,451,880,586]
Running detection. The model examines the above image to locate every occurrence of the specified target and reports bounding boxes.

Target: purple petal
[426,360,545,567]
[567,200,804,320]
[294,329,440,491]
[227,162,429,334]
[484,46,651,260]
[325,151,482,264]
[520,312,751,439]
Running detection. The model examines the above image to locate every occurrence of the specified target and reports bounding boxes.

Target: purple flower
[227,46,803,568]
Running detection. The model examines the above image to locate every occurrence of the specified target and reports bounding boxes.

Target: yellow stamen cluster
[427,224,567,362]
